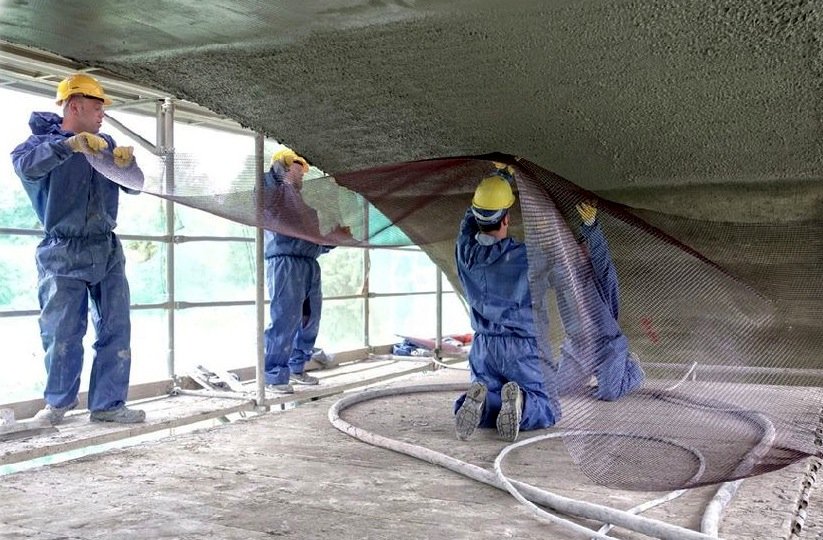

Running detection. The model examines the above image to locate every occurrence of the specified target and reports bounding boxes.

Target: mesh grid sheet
[93,149,822,491]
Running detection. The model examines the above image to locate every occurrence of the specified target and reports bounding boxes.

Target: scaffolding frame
[0,45,454,409]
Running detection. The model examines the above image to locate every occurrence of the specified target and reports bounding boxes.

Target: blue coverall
[262,167,330,385]
[454,208,561,430]
[11,112,141,412]
[555,221,645,400]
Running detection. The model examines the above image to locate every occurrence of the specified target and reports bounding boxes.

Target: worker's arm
[576,202,620,318]
[11,136,74,182]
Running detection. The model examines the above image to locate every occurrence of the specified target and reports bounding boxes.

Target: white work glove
[113,146,135,168]
[576,201,597,226]
[64,132,108,155]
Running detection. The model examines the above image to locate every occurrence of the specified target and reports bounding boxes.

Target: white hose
[430,355,470,371]
[329,383,720,540]
[645,360,778,537]
[655,396,776,537]
[493,430,706,539]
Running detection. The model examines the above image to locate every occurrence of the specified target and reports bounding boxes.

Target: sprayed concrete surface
[0,368,814,540]
[1,2,822,198]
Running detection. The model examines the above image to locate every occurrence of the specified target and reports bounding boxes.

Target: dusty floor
[0,366,816,540]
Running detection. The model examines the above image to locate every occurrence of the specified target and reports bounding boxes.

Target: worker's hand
[65,132,108,155]
[493,161,515,180]
[113,146,135,168]
[576,201,597,226]
[327,224,353,242]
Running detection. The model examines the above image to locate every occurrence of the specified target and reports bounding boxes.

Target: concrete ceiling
[1,0,821,207]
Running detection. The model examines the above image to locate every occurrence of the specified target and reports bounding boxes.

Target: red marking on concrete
[640,316,660,344]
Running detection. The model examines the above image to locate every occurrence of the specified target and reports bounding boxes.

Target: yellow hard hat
[271,148,309,173]
[472,175,515,211]
[55,73,112,106]
[471,175,515,224]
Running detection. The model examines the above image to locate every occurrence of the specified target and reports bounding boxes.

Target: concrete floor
[0,366,815,540]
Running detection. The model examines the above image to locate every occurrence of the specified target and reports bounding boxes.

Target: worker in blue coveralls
[453,167,645,442]
[262,148,350,394]
[11,73,146,425]
[555,201,645,400]
[453,170,561,442]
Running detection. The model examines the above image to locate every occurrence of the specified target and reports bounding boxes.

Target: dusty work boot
[266,383,295,394]
[90,405,146,424]
[289,372,319,386]
[496,381,523,442]
[33,397,79,426]
[455,381,487,441]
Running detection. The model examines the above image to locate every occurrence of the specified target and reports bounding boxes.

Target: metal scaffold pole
[157,98,176,378]
[255,133,266,403]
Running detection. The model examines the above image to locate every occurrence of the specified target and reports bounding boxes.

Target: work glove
[493,161,515,181]
[576,201,597,226]
[327,224,353,243]
[64,132,108,155]
[113,146,135,168]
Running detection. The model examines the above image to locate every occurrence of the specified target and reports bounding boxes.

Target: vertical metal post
[435,268,443,361]
[255,134,266,402]
[158,99,176,378]
[362,199,370,348]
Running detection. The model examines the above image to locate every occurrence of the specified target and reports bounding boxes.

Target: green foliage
[125,241,167,305]
[317,248,365,347]
[0,259,21,305]
[319,299,365,350]
[320,247,363,297]
[1,187,42,238]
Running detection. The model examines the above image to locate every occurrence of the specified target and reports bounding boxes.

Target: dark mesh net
[90,147,822,491]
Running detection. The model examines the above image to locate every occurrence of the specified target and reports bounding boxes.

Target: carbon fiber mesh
[91,149,822,490]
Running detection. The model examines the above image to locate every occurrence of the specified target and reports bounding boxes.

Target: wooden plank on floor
[259,357,466,407]
[0,356,461,468]
[0,395,255,467]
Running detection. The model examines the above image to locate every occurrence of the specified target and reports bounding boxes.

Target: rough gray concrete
[1,1,821,203]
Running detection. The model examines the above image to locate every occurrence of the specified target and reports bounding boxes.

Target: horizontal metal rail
[1,228,431,248]
[0,290,455,318]
[153,290,458,308]
[1,226,451,318]
[0,227,253,243]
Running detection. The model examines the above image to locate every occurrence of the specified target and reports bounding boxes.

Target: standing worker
[11,73,146,425]
[262,148,349,394]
